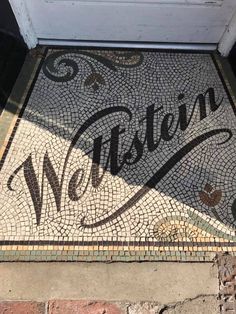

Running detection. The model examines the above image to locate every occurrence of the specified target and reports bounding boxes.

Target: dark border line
[211,53,236,116]
[0,240,235,247]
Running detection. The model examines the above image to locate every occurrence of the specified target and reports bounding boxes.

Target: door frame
[8,0,37,49]
[218,9,236,56]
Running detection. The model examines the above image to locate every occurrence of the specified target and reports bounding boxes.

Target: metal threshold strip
[38,39,217,51]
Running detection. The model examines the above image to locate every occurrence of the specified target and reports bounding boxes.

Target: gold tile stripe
[1,245,236,252]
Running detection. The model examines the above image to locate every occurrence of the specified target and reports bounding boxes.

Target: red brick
[0,301,45,314]
[48,300,123,314]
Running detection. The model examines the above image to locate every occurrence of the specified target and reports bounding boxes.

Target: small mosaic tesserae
[0,48,236,261]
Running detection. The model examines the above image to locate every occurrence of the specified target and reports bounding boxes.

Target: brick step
[0,298,219,314]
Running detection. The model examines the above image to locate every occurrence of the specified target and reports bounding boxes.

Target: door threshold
[38,39,217,51]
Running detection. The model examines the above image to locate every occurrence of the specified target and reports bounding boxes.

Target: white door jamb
[8,0,38,49]
[218,9,236,57]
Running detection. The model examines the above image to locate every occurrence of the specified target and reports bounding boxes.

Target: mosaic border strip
[0,48,236,262]
[0,49,46,161]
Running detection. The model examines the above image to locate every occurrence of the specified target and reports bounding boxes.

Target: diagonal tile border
[0,48,236,262]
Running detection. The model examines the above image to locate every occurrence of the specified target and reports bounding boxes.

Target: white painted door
[9,0,236,47]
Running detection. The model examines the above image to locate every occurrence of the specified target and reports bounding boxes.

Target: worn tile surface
[0,48,236,261]
[218,254,236,313]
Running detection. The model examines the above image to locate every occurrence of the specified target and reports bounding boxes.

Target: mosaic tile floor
[0,48,236,261]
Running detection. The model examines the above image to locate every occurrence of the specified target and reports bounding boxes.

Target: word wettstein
[7,88,232,227]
